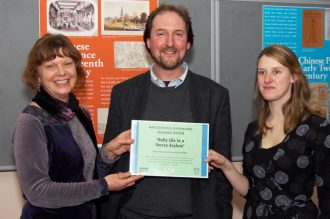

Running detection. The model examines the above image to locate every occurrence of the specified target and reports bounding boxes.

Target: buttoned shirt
[150,62,188,88]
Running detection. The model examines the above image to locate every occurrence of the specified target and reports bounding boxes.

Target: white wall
[0,171,25,219]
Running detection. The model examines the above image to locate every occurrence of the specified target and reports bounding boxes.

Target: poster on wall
[262,5,330,119]
[39,0,158,144]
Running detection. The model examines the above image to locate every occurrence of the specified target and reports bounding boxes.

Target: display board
[219,0,330,161]
[0,0,211,171]
[3,0,328,170]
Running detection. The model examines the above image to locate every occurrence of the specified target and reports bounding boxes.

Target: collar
[150,62,189,88]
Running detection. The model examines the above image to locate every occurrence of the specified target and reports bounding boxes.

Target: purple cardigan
[12,105,106,219]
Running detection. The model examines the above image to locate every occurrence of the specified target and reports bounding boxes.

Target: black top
[121,80,193,218]
[242,114,330,219]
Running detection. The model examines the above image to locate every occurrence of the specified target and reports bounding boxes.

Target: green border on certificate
[130,120,209,178]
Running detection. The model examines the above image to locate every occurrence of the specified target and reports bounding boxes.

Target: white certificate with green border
[130,120,209,178]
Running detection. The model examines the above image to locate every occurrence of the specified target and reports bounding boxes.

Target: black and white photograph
[114,41,152,68]
[47,0,98,36]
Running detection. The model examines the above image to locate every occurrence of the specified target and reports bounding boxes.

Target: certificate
[130,120,209,178]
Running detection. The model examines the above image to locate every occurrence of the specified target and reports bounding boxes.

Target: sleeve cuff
[100,147,120,164]
[98,178,109,196]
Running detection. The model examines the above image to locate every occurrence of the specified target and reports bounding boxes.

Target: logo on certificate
[193,167,200,175]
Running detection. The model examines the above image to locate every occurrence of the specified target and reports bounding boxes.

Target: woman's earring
[37,83,41,92]
[37,78,41,92]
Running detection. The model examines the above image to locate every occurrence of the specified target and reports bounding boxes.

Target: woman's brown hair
[23,33,85,90]
[253,44,319,135]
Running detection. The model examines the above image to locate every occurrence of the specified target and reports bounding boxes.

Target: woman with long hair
[207,44,330,218]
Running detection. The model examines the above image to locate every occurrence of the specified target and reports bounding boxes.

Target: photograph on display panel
[47,0,98,36]
[101,0,149,35]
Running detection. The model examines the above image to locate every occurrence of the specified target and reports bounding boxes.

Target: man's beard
[153,47,185,70]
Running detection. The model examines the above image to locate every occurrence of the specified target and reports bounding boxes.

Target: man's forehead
[151,11,186,30]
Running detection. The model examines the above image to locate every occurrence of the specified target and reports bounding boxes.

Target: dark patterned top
[242,114,330,219]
